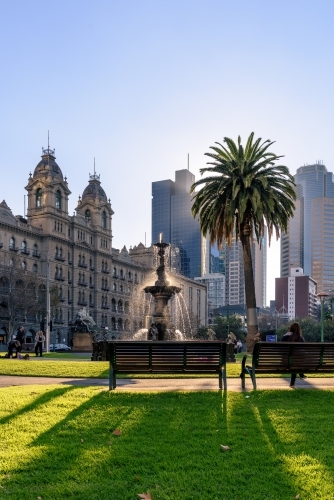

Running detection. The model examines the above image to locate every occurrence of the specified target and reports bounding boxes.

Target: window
[33,263,38,273]
[21,261,26,270]
[36,188,42,208]
[22,241,27,252]
[55,190,61,210]
[9,237,15,250]
[102,211,107,229]
[33,244,38,256]
[85,209,91,222]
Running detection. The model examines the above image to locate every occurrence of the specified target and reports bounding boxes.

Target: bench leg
[241,371,246,390]
[109,365,116,390]
[219,367,226,391]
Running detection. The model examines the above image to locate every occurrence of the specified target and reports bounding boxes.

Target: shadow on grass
[2,390,334,499]
[0,385,76,426]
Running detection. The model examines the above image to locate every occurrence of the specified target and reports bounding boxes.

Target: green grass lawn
[0,386,334,499]
[1,357,333,380]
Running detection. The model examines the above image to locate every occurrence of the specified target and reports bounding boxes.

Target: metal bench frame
[241,342,334,390]
[108,340,227,390]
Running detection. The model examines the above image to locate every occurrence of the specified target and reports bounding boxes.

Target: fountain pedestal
[144,241,181,340]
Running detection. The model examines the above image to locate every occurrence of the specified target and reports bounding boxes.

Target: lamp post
[317,292,329,343]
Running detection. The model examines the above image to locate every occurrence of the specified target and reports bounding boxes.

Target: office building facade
[275,267,317,319]
[281,162,334,294]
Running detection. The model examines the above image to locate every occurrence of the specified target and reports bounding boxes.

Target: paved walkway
[1,375,334,391]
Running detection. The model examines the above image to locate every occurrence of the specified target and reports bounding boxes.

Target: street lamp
[317,292,329,343]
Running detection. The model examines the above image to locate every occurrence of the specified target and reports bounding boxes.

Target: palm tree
[191,133,296,352]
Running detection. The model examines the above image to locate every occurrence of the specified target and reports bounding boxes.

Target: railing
[32,251,41,258]
[21,249,30,255]
[68,279,73,284]
[9,246,19,252]
[68,260,73,265]
[120,275,125,280]
[101,286,110,291]
[89,284,95,289]
[90,266,95,271]
[68,299,73,304]
[55,276,65,281]
[78,281,88,287]
[77,300,88,306]
[78,263,88,268]
[60,298,66,302]
[89,303,94,308]
[55,255,65,262]
[113,274,119,279]
[101,269,110,274]
[101,305,110,310]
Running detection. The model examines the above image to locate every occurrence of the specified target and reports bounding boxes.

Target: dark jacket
[16,329,24,344]
[282,332,305,342]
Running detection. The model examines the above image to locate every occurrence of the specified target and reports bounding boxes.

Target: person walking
[34,330,45,357]
[15,326,25,357]
[282,322,307,387]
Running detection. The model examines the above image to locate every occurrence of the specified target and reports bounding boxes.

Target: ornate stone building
[0,145,207,345]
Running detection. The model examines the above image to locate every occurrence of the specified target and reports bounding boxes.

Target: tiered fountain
[144,237,181,340]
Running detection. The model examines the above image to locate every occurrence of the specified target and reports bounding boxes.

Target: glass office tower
[152,169,202,279]
[281,162,334,293]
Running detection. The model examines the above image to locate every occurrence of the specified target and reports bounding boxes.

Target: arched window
[85,209,91,222]
[21,261,26,270]
[9,237,15,250]
[22,241,27,253]
[33,263,38,273]
[102,210,107,229]
[55,190,61,210]
[33,244,38,257]
[113,283,116,291]
[120,269,123,278]
[55,246,58,257]
[55,266,59,278]
[36,188,42,208]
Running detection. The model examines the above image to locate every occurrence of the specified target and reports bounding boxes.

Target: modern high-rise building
[275,267,317,319]
[152,169,203,279]
[152,169,267,308]
[281,162,334,294]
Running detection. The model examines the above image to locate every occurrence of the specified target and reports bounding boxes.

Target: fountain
[143,237,181,340]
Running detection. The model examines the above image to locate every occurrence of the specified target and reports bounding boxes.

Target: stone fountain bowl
[144,285,181,295]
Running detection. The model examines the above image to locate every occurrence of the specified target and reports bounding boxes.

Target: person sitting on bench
[282,322,307,387]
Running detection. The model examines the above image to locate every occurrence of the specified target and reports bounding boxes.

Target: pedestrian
[282,322,307,387]
[7,340,20,359]
[34,330,45,357]
[15,325,25,356]
[237,339,243,353]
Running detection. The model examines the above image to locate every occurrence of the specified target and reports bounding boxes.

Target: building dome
[33,147,63,180]
[81,173,108,202]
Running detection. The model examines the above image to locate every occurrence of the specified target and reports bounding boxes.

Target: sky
[1,0,334,305]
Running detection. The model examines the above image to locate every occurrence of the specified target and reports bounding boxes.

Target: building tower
[281,162,334,294]
[152,169,203,279]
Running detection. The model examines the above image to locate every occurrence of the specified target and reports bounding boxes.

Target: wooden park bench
[108,340,227,390]
[240,342,334,390]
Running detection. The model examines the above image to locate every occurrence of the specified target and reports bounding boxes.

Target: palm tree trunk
[240,229,260,353]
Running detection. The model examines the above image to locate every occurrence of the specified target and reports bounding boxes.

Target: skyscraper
[152,169,203,279]
[281,162,334,293]
[152,169,267,307]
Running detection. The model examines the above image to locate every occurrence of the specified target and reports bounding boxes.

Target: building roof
[82,173,107,202]
[33,148,63,180]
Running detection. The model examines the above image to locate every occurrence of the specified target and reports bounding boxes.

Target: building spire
[89,158,100,181]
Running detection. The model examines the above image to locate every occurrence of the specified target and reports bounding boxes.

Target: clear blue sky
[1,0,334,304]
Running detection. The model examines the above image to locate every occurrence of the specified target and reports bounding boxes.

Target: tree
[191,133,296,352]
[0,256,45,338]
[211,314,244,340]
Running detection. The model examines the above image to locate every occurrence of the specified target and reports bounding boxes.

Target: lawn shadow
[0,385,76,426]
